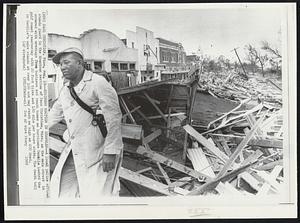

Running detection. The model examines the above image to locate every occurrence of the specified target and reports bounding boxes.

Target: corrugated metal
[187,148,216,178]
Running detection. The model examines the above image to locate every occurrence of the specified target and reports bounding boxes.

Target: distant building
[124,26,163,83]
[156,38,188,80]
[48,29,139,100]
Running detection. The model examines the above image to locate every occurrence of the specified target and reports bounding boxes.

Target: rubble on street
[50,69,283,197]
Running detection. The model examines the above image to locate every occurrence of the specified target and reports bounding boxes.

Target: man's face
[59,53,81,81]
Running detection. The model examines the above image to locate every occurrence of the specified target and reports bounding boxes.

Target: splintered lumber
[211,134,283,148]
[50,136,66,154]
[183,125,229,163]
[121,123,143,140]
[136,146,212,180]
[207,98,250,129]
[188,161,257,195]
[240,150,264,166]
[142,129,162,145]
[119,167,174,196]
[216,115,265,178]
[143,91,168,122]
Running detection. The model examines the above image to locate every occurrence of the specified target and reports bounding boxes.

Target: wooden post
[182,73,199,162]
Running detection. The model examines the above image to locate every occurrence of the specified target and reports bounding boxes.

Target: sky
[47,4,283,61]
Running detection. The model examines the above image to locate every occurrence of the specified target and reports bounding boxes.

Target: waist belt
[69,86,108,138]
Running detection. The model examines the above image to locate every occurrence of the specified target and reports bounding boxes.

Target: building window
[162,51,168,62]
[129,63,135,70]
[120,63,128,71]
[94,61,103,71]
[132,42,134,48]
[111,63,119,71]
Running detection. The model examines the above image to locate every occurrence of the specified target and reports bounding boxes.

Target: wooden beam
[142,129,162,145]
[136,146,212,180]
[183,125,229,163]
[121,123,143,140]
[143,91,168,122]
[119,95,136,124]
[119,167,174,196]
[216,115,265,178]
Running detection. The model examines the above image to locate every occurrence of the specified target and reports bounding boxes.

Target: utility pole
[232,47,248,80]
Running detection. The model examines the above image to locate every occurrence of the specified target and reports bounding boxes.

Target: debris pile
[198,71,282,108]
[49,71,283,197]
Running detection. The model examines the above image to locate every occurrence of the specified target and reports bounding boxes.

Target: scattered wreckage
[50,69,283,197]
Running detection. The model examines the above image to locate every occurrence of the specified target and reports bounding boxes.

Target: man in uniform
[49,47,123,200]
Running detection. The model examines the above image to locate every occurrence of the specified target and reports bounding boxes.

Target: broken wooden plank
[211,134,283,149]
[121,123,143,140]
[119,95,136,124]
[207,98,251,129]
[142,129,162,145]
[183,124,229,163]
[136,167,153,174]
[119,167,174,196]
[143,91,168,122]
[156,162,171,185]
[239,172,262,192]
[216,115,265,178]
[240,150,264,166]
[136,146,211,180]
[188,160,258,195]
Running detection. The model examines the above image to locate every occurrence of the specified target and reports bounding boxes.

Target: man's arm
[49,96,64,128]
[95,76,123,172]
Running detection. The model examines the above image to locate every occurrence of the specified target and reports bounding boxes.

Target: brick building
[156,38,188,80]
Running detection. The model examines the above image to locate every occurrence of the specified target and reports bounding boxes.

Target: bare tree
[245,44,268,76]
[261,40,281,58]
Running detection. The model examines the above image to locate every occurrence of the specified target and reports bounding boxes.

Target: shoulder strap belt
[69,86,95,115]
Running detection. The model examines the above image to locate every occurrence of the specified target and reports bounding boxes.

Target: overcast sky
[47,4,283,61]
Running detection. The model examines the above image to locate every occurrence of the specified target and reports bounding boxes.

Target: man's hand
[103,154,116,172]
